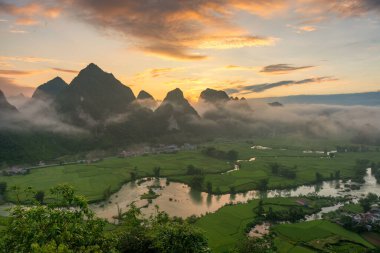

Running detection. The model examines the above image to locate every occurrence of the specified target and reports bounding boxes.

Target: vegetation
[0,184,116,253]
[273,220,375,253]
[195,196,338,252]
[0,185,211,253]
[0,151,228,202]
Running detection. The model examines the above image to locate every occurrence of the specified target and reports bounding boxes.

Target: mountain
[7,93,30,109]
[0,90,18,113]
[32,77,68,101]
[55,63,136,122]
[268,102,283,107]
[137,90,154,100]
[155,88,199,130]
[254,92,380,106]
[199,88,229,104]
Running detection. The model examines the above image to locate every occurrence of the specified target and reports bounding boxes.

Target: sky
[0,0,379,101]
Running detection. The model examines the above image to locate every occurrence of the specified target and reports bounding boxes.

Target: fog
[2,95,380,145]
[0,99,86,134]
[193,100,380,143]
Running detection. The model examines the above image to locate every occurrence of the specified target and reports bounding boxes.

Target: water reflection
[2,169,378,222]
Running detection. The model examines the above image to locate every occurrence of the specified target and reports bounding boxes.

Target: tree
[0,182,6,195]
[258,179,269,191]
[335,170,340,179]
[153,167,161,178]
[130,172,137,181]
[227,150,238,161]
[190,175,205,191]
[234,237,276,253]
[117,204,210,253]
[269,163,280,175]
[230,186,236,194]
[34,190,45,204]
[206,181,212,193]
[0,184,117,253]
[315,172,323,182]
[256,199,264,217]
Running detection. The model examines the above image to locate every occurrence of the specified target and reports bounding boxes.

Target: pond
[91,168,380,222]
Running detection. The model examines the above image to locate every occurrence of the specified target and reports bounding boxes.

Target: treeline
[201,147,238,161]
[268,163,297,179]
[336,145,370,153]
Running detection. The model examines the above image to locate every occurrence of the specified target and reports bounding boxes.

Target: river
[91,168,380,222]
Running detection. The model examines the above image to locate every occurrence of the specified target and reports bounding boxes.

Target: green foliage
[116,205,210,253]
[153,166,161,178]
[0,184,117,253]
[34,190,45,204]
[206,181,212,193]
[201,147,239,161]
[190,175,205,190]
[359,193,379,212]
[233,237,276,253]
[0,182,6,195]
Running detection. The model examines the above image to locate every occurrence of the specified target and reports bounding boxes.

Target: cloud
[260,64,315,74]
[224,65,256,71]
[294,0,380,25]
[0,55,57,63]
[0,69,39,75]
[227,76,337,94]
[9,29,28,34]
[135,68,180,80]
[61,0,282,60]
[0,1,61,26]
[0,76,35,96]
[51,67,78,74]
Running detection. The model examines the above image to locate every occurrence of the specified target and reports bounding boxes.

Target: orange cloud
[0,2,61,27]
[134,68,181,79]
[0,69,40,75]
[62,0,284,61]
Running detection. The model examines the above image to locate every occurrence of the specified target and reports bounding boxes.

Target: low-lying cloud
[226,76,337,94]
[260,64,315,74]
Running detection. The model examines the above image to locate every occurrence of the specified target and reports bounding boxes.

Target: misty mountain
[32,77,69,101]
[254,92,380,106]
[155,88,199,130]
[55,63,136,123]
[0,90,18,114]
[7,93,30,109]
[199,88,229,104]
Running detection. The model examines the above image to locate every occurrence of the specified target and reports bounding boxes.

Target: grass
[173,150,380,193]
[195,197,336,252]
[273,220,374,253]
[1,139,380,202]
[0,151,230,202]
[340,203,364,214]
[0,216,8,232]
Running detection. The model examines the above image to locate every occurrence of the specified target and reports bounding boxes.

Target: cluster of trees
[336,145,370,153]
[268,163,296,179]
[201,147,238,161]
[255,200,306,223]
[354,159,371,181]
[186,165,203,175]
[0,184,212,253]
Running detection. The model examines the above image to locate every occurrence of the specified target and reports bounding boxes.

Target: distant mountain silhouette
[254,92,380,106]
[32,77,68,101]
[0,90,18,113]
[199,88,229,104]
[268,102,283,107]
[55,63,136,122]
[155,88,199,130]
[137,90,154,100]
